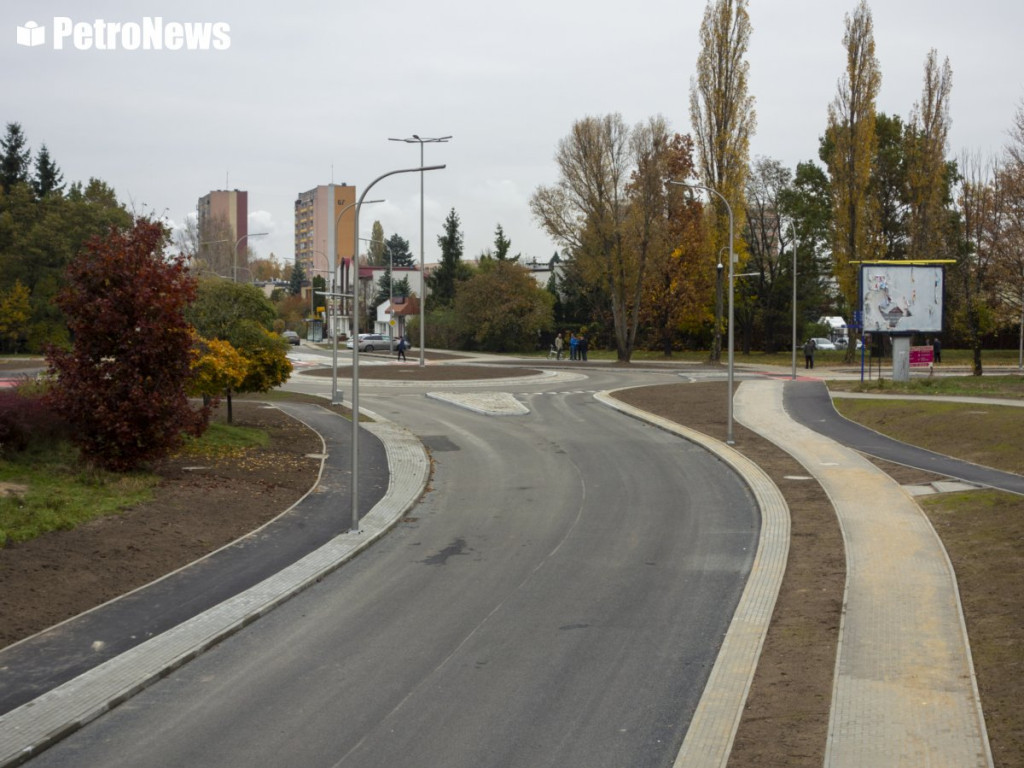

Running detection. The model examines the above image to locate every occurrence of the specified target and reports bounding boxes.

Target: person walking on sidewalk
[932,336,942,364]
[396,335,407,362]
[554,332,564,361]
[803,338,816,369]
[579,333,589,361]
[569,333,578,361]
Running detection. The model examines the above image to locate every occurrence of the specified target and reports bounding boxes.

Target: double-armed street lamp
[349,164,445,533]
[667,179,735,445]
[388,134,452,366]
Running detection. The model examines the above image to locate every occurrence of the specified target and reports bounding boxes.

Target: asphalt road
[27,369,759,768]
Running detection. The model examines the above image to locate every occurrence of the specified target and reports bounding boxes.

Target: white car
[345,333,398,352]
[810,337,837,351]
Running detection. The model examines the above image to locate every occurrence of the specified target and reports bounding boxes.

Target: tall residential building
[197,190,248,278]
[294,184,357,286]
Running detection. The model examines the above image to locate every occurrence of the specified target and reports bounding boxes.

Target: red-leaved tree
[46,218,208,470]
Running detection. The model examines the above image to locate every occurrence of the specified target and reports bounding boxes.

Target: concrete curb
[594,388,791,768]
[0,414,430,768]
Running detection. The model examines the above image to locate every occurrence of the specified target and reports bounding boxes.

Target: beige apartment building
[197,190,248,278]
[294,184,358,288]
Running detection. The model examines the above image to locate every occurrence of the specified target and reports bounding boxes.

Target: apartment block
[294,184,357,286]
[197,189,248,272]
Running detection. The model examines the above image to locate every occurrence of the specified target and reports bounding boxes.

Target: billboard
[860,264,943,334]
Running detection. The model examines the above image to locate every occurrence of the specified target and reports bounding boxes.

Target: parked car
[810,337,837,351]
[345,333,397,352]
[281,330,301,346]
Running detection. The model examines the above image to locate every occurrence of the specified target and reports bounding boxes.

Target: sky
[3,0,1023,271]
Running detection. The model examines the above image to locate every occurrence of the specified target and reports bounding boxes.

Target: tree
[385,232,414,269]
[188,335,248,404]
[454,260,554,351]
[531,114,675,362]
[906,49,954,262]
[429,208,466,308]
[33,144,65,198]
[186,278,291,420]
[289,259,306,296]
[367,221,387,266]
[951,155,1001,375]
[490,224,519,262]
[823,0,883,322]
[1,123,32,194]
[689,0,756,274]
[869,113,911,261]
[639,134,710,355]
[0,280,31,353]
[45,218,208,470]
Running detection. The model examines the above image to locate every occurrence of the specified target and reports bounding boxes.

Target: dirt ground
[0,371,1017,765]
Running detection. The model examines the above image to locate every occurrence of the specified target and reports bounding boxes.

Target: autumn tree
[186,278,291,421]
[639,134,710,354]
[454,260,553,352]
[992,100,1024,349]
[950,155,1002,375]
[46,218,208,470]
[188,335,248,404]
[0,280,31,353]
[533,114,657,361]
[367,221,387,266]
[823,0,883,325]
[689,0,756,304]
[907,50,954,262]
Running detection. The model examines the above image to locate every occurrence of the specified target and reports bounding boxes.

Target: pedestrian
[932,336,941,364]
[396,335,407,362]
[569,333,578,361]
[803,338,816,369]
[579,333,589,361]
[554,332,564,361]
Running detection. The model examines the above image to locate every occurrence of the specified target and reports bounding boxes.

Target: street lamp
[324,200,384,405]
[388,134,452,366]
[783,218,798,380]
[359,237,395,343]
[349,164,446,533]
[667,180,735,444]
[234,232,267,282]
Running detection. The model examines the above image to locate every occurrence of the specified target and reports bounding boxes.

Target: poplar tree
[689,0,756,256]
[906,49,954,261]
[824,0,882,328]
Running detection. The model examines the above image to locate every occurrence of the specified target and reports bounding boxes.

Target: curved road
[27,365,759,768]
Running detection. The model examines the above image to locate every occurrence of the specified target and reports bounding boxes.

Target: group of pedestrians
[553,331,588,361]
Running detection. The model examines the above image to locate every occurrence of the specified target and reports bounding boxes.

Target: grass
[0,420,270,548]
[832,397,1024,475]
[829,374,1024,399]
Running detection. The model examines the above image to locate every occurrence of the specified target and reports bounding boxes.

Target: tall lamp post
[233,232,268,282]
[388,134,452,366]
[349,164,445,533]
[325,200,384,405]
[668,180,735,444]
[785,218,798,380]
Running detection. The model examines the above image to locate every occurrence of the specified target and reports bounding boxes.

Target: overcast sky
[3,0,1022,270]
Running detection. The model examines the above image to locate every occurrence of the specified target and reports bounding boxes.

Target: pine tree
[429,208,464,308]
[33,144,65,197]
[1,123,32,194]
[289,259,306,296]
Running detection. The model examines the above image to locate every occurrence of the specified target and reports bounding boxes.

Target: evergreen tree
[33,144,65,197]
[493,223,519,261]
[368,221,387,266]
[289,259,306,296]
[1,122,32,194]
[429,208,465,308]
[385,233,414,268]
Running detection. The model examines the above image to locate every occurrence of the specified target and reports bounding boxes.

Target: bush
[0,384,68,456]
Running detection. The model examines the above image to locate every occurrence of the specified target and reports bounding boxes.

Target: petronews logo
[16,17,231,51]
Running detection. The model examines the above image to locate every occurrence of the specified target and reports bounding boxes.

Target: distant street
[27,360,759,768]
